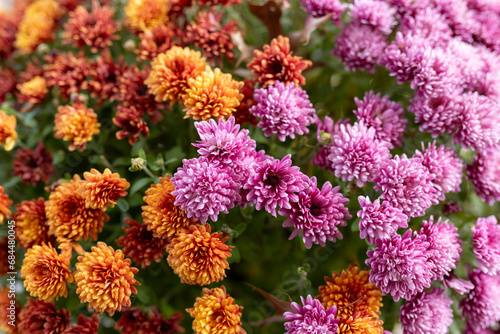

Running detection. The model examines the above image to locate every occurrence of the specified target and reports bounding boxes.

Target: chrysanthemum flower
[18,298,70,334]
[46,176,110,245]
[284,295,338,333]
[350,0,396,35]
[172,157,241,223]
[460,269,500,332]
[16,76,49,107]
[317,263,383,318]
[280,177,350,248]
[187,286,245,334]
[64,313,100,334]
[0,68,16,103]
[336,312,384,334]
[357,196,408,244]
[116,217,168,269]
[248,35,312,88]
[88,53,127,103]
[64,1,118,52]
[233,79,259,126]
[125,0,171,32]
[400,288,453,334]
[472,216,500,275]
[467,147,500,205]
[54,103,100,152]
[374,154,438,217]
[0,186,12,224]
[167,224,232,285]
[136,24,179,61]
[116,307,185,334]
[400,7,452,47]
[443,272,474,295]
[0,12,17,60]
[0,238,8,276]
[75,242,140,316]
[21,243,73,302]
[142,174,197,240]
[183,68,243,120]
[250,81,315,142]
[12,142,54,186]
[244,154,308,217]
[311,115,350,171]
[299,0,345,22]
[0,286,18,333]
[366,230,434,301]
[0,109,17,151]
[113,105,150,145]
[43,52,90,101]
[78,168,129,210]
[353,91,407,148]
[13,198,54,249]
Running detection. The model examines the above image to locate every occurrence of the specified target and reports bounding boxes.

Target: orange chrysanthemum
[136,24,179,61]
[247,35,312,88]
[182,68,244,120]
[13,198,54,249]
[125,0,171,32]
[0,186,12,224]
[145,46,208,104]
[142,174,196,240]
[46,176,110,245]
[317,263,383,319]
[0,286,18,334]
[78,168,130,210]
[21,243,73,302]
[167,224,233,286]
[187,286,245,334]
[43,52,90,100]
[54,103,100,151]
[18,298,70,334]
[0,109,17,151]
[17,76,49,106]
[74,242,140,316]
[14,0,64,54]
[337,312,384,334]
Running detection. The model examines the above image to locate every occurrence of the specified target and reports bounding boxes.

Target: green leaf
[130,177,152,196]
[116,198,129,212]
[228,246,240,264]
[138,148,147,160]
[233,223,247,237]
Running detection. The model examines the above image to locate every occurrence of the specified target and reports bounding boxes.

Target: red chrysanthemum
[233,79,258,126]
[136,24,180,61]
[115,307,185,334]
[0,68,16,103]
[0,12,18,60]
[0,286,19,334]
[113,105,150,145]
[18,298,70,334]
[63,313,100,334]
[43,52,90,100]
[12,142,54,185]
[88,53,127,104]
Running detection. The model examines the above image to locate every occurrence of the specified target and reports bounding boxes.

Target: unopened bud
[130,157,146,171]
[320,131,332,145]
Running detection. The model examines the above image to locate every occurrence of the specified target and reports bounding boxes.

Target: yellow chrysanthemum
[17,76,48,105]
[337,312,384,334]
[0,109,17,151]
[54,103,100,152]
[74,242,140,316]
[167,224,232,286]
[21,243,73,302]
[187,286,246,334]
[317,263,383,318]
[78,168,130,210]
[13,198,54,249]
[182,68,244,120]
[142,174,197,240]
[145,46,208,104]
[125,0,171,32]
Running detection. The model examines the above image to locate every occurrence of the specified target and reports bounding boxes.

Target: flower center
[310,203,322,216]
[265,174,280,187]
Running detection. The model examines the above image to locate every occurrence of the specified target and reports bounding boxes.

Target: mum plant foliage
[0,0,500,333]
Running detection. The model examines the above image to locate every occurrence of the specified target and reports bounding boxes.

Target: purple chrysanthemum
[284,295,339,334]
[472,216,500,275]
[373,154,439,218]
[413,141,463,200]
[332,23,387,73]
[234,149,272,208]
[460,269,500,332]
[171,157,241,223]
[443,272,474,295]
[353,91,407,148]
[400,288,453,334]
[326,122,391,187]
[244,154,308,217]
[357,196,408,245]
[349,0,397,35]
[366,229,434,301]
[298,0,346,23]
[467,147,500,205]
[193,116,256,166]
[417,216,462,281]
[250,82,316,142]
[400,7,453,47]
[434,0,477,42]
[311,115,350,172]
[279,177,351,249]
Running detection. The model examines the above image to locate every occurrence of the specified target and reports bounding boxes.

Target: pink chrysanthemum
[250,81,315,142]
[353,91,407,148]
[400,288,453,334]
[374,154,438,218]
[460,269,500,332]
[467,147,500,205]
[472,216,500,275]
[400,7,453,47]
[443,272,474,295]
[244,154,308,217]
[311,115,350,172]
[357,196,408,245]
[298,0,346,23]
[171,157,241,224]
[279,177,351,249]
[366,229,434,301]
[413,141,463,200]
[417,216,462,281]
[326,122,391,187]
[350,0,397,35]
[284,295,339,333]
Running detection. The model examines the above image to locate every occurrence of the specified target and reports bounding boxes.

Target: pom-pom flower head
[187,286,245,334]
[280,176,351,248]
[74,242,140,316]
[54,103,100,152]
[13,198,54,249]
[113,105,150,146]
[167,224,232,286]
[17,76,49,107]
[125,0,171,32]
[472,216,500,275]
[13,142,54,186]
[250,81,315,142]
[0,109,17,151]
[18,298,70,334]
[467,147,500,205]
[0,186,12,224]
[284,295,339,333]
[21,243,73,302]
[78,168,130,210]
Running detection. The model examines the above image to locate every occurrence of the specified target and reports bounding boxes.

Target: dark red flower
[18,298,70,334]
[88,52,127,103]
[113,105,150,145]
[13,142,55,186]
[0,68,16,103]
[44,52,90,100]
[136,24,181,61]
